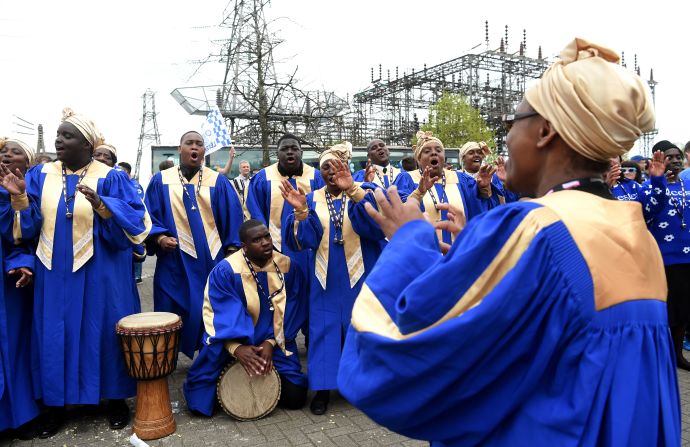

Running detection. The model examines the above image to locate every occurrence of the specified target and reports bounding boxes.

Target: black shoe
[15,418,39,440]
[38,408,65,439]
[309,391,330,416]
[107,399,130,430]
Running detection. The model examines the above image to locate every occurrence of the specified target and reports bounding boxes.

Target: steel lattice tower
[136,89,161,180]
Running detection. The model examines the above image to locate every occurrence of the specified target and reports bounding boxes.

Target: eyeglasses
[501,111,540,132]
[620,167,638,174]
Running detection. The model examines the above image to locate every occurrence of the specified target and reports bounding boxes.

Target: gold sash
[161,166,222,259]
[264,163,316,251]
[312,187,364,290]
[409,169,465,242]
[226,250,292,355]
[37,161,113,272]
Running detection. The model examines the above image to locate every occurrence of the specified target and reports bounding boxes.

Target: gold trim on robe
[409,168,465,241]
[534,190,667,310]
[351,206,559,340]
[264,163,317,252]
[371,165,401,188]
[312,187,364,290]
[161,166,222,259]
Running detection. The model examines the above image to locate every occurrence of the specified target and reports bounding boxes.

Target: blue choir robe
[284,185,385,390]
[353,164,415,200]
[338,190,679,446]
[490,173,520,204]
[0,192,40,430]
[183,250,307,416]
[13,161,151,406]
[611,175,666,222]
[145,166,243,358]
[408,169,497,245]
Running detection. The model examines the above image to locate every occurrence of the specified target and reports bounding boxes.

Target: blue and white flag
[200,106,233,155]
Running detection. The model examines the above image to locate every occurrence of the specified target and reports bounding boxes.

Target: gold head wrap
[0,137,35,164]
[95,143,117,158]
[61,108,103,148]
[525,38,655,162]
[319,141,352,166]
[413,131,444,161]
[459,141,490,158]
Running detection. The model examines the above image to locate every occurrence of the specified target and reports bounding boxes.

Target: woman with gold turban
[339,38,679,446]
[0,138,40,438]
[408,131,497,246]
[0,108,152,437]
[281,141,385,415]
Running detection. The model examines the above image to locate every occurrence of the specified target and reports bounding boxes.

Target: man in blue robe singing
[145,131,244,359]
[183,219,308,415]
[338,38,680,446]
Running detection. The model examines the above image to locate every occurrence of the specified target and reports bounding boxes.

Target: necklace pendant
[682,222,687,229]
[333,237,344,245]
[269,305,274,312]
[191,205,197,211]
[66,211,73,219]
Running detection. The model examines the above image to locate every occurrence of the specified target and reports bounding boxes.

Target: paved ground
[0,259,425,447]
[3,258,690,446]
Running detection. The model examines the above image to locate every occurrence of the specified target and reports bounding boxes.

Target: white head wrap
[95,143,117,158]
[0,137,35,164]
[459,141,490,159]
[61,108,103,148]
[413,131,444,162]
[525,38,655,162]
[319,141,353,167]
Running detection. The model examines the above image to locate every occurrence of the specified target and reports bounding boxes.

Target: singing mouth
[472,157,482,163]
[190,152,199,161]
[377,150,386,157]
[430,158,439,166]
[285,156,297,163]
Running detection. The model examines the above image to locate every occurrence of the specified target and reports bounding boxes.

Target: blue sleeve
[352,170,366,182]
[9,165,43,241]
[246,171,269,224]
[457,172,493,218]
[204,261,255,346]
[349,189,386,241]
[143,174,171,254]
[212,175,243,250]
[311,170,325,190]
[338,203,581,444]
[637,176,666,222]
[98,169,150,250]
[4,242,34,272]
[394,172,416,201]
[283,194,323,251]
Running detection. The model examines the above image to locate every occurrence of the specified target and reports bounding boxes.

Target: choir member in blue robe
[644,140,690,370]
[0,138,40,439]
[407,131,497,247]
[246,134,324,337]
[338,39,680,446]
[352,139,415,198]
[281,142,385,415]
[184,220,308,415]
[0,109,152,437]
[145,131,243,359]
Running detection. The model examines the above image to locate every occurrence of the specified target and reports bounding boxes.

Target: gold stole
[226,250,292,355]
[264,163,316,251]
[409,169,465,242]
[161,166,222,259]
[37,161,111,272]
[312,187,364,290]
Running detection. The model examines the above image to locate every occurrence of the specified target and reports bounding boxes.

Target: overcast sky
[1,0,687,184]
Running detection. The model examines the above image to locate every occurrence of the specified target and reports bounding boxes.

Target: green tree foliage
[416,92,496,150]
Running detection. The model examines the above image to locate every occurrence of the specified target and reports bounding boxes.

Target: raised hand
[417,166,439,195]
[279,179,307,210]
[605,161,621,188]
[229,145,236,159]
[364,159,376,182]
[364,186,425,240]
[76,184,102,209]
[477,164,496,190]
[433,202,467,255]
[331,159,354,191]
[0,164,26,195]
[648,150,665,178]
[8,267,33,288]
[495,157,507,183]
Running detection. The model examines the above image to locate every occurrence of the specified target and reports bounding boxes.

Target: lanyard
[178,166,203,211]
[61,161,92,219]
[241,249,284,312]
[325,190,347,244]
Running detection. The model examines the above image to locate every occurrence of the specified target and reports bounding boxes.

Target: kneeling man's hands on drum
[235,342,272,376]
[258,341,273,375]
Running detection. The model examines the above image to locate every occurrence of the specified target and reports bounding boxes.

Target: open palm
[0,165,26,195]
[279,179,307,209]
[648,150,665,178]
[331,159,354,191]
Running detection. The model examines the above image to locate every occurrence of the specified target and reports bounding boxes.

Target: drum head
[117,312,181,332]
[217,363,281,421]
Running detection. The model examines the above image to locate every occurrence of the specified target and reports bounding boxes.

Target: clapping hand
[417,166,439,195]
[279,179,307,210]
[434,203,466,254]
[648,150,665,178]
[495,157,507,183]
[364,186,425,240]
[364,159,376,182]
[0,164,26,195]
[330,159,354,191]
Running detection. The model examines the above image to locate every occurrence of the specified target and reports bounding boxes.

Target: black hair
[367,139,385,150]
[159,160,174,171]
[180,131,203,144]
[239,219,268,244]
[277,133,302,148]
[118,162,132,174]
[401,156,417,172]
[620,160,642,183]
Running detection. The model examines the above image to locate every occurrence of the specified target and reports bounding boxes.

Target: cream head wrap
[459,141,490,158]
[95,143,117,158]
[0,137,35,164]
[413,131,444,161]
[525,38,655,162]
[61,108,103,149]
[319,141,352,167]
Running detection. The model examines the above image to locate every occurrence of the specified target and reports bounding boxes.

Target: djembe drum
[217,362,281,421]
[116,312,182,440]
